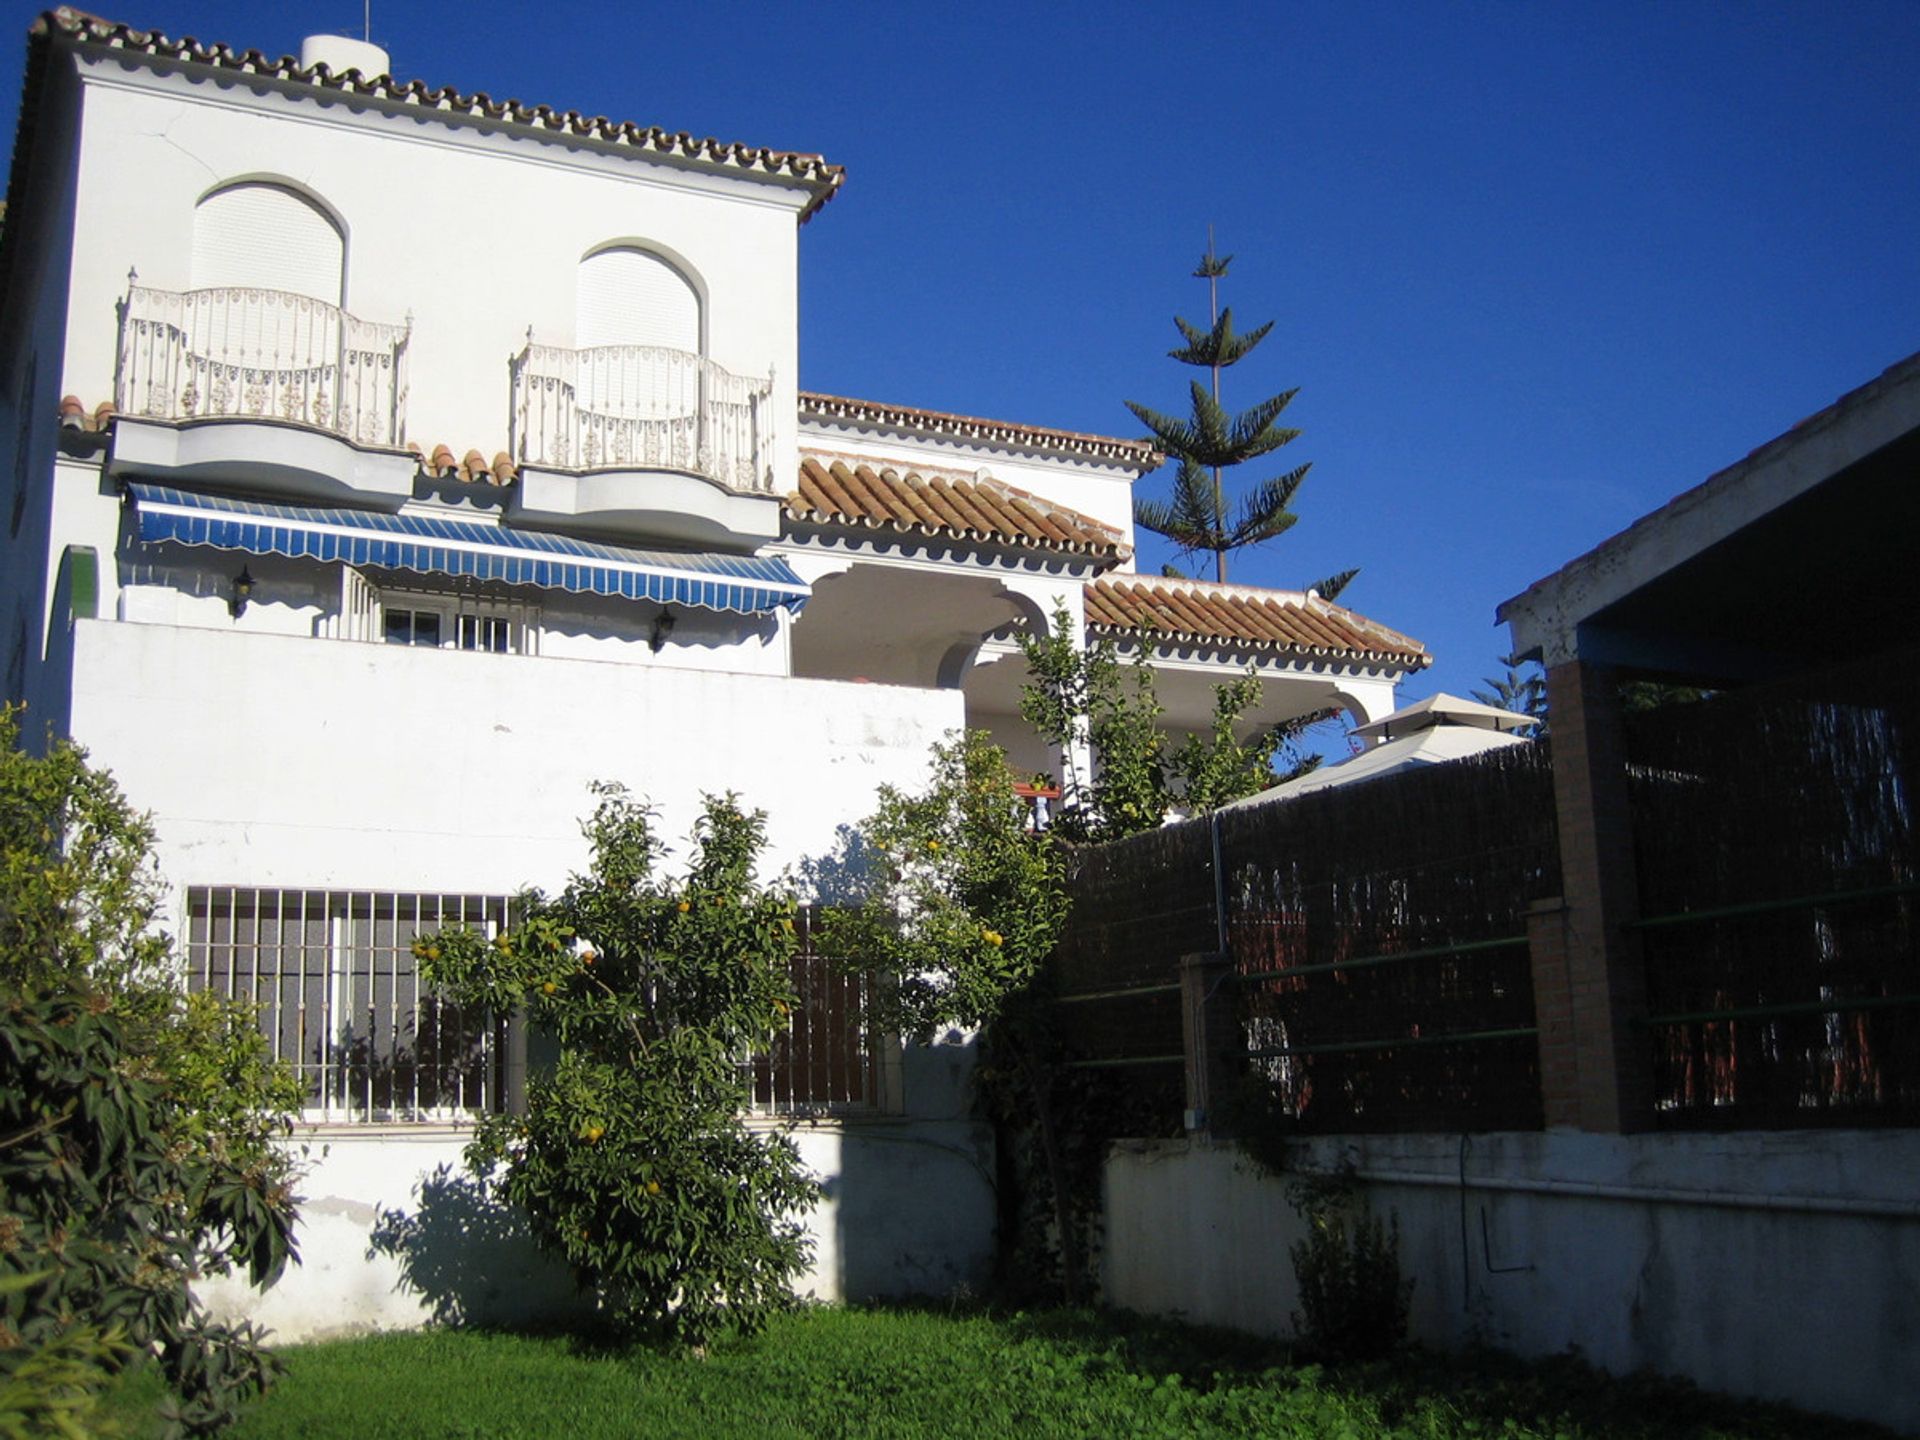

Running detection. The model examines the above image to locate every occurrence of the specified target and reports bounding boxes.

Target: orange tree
[820,732,1085,1297]
[418,787,818,1348]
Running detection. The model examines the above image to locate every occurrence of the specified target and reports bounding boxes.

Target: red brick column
[1536,659,1652,1131]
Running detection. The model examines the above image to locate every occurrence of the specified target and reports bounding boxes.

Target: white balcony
[115,282,411,449]
[510,342,774,493]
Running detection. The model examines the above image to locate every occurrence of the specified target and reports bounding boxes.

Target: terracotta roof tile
[57,394,115,431]
[800,393,1162,468]
[787,455,1129,560]
[1086,575,1430,669]
[33,8,844,221]
[410,444,515,484]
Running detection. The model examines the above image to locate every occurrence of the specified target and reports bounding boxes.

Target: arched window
[191,182,343,303]
[575,247,699,353]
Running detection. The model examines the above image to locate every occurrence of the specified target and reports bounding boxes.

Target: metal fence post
[1181,950,1236,1139]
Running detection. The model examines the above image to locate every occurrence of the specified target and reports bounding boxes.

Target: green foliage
[1127,239,1353,593]
[820,733,1066,1042]
[1286,1175,1413,1364]
[0,709,171,996]
[1016,613,1167,843]
[819,732,1101,1300]
[1472,651,1548,733]
[1016,605,1294,840]
[211,1309,1897,1440]
[0,708,300,1436]
[1619,679,1712,713]
[419,788,820,1349]
[0,992,292,1439]
[0,1270,132,1440]
[1167,674,1284,815]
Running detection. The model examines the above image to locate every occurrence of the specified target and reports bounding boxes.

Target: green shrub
[0,991,293,1437]
[1286,1174,1412,1363]
[421,788,820,1349]
[0,707,302,1436]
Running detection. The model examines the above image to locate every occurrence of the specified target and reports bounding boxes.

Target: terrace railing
[116,280,411,448]
[510,340,775,492]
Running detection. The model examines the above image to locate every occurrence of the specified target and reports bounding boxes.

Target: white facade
[0,13,1430,1337]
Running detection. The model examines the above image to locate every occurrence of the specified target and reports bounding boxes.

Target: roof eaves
[799,391,1163,469]
[33,7,845,221]
[1086,577,1430,670]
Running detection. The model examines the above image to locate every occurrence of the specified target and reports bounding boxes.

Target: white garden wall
[1105,1131,1920,1435]
[200,1041,995,1339]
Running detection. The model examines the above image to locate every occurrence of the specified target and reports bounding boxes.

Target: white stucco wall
[64,617,956,892]
[60,60,804,476]
[59,617,999,1338]
[1104,1132,1920,1435]
[199,1041,996,1341]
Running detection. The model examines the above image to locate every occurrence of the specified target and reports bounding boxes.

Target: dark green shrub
[0,708,303,1435]
[0,990,295,1437]
[1287,1174,1412,1362]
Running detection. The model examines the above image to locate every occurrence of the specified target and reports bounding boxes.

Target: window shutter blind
[191,184,344,301]
[575,248,699,351]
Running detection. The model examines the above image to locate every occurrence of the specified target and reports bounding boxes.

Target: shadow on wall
[366,1163,583,1328]
[831,1035,998,1303]
[790,823,875,907]
[791,827,1000,1302]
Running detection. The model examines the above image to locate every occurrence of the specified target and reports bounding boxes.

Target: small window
[383,608,441,647]
[369,587,538,656]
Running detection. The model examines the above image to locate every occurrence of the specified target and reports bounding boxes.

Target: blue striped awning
[125,484,809,615]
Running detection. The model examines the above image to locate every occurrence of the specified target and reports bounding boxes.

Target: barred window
[184,888,511,1123]
[748,907,895,1116]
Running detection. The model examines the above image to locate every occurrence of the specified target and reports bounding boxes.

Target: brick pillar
[1180,951,1236,1138]
[1540,660,1652,1131]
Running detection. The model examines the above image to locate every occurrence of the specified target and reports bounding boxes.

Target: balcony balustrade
[116,281,411,449]
[510,341,774,493]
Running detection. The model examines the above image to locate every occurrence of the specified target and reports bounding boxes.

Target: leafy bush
[0,707,302,1436]
[0,991,294,1437]
[420,788,820,1349]
[822,732,1096,1299]
[1016,603,1301,840]
[1286,1174,1412,1363]
[821,731,1067,1041]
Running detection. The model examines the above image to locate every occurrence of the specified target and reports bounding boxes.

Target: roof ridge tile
[35,7,845,220]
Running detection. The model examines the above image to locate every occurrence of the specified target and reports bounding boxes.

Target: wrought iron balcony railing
[116,280,411,448]
[510,340,774,492]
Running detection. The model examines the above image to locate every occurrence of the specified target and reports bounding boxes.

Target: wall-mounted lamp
[229,565,255,619]
[648,607,677,653]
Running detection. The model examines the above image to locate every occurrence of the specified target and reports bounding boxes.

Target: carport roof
[1498,347,1920,679]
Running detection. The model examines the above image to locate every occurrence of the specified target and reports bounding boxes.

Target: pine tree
[1127,236,1353,596]
[1472,650,1547,732]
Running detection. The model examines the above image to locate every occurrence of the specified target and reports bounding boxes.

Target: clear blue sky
[7,1,1918,710]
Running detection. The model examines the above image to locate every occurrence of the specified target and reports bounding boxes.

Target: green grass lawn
[109,1306,1895,1440]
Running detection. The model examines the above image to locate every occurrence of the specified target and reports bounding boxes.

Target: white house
[0,9,1430,1336]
